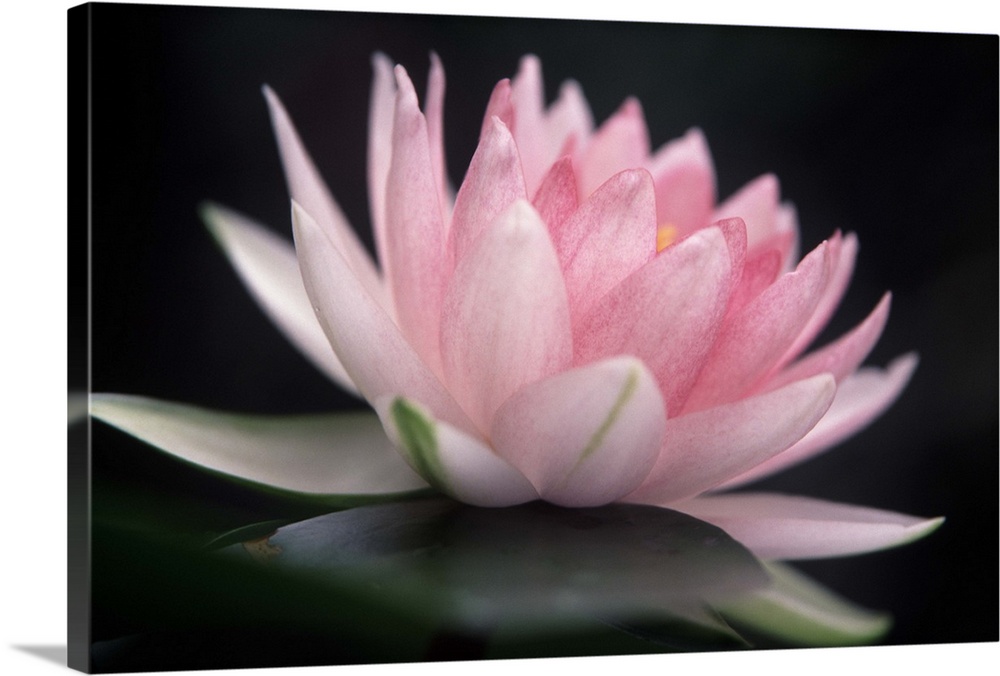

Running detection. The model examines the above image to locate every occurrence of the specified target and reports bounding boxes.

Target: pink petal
[367,52,396,279]
[425,52,451,217]
[713,173,780,250]
[682,239,831,412]
[531,156,579,232]
[508,54,548,194]
[375,396,538,507]
[509,56,593,195]
[382,65,449,373]
[627,374,836,505]
[744,229,795,275]
[291,202,473,432]
[544,79,594,168]
[491,356,666,507]
[440,201,573,433]
[781,232,859,366]
[577,98,651,197]
[201,203,358,394]
[717,216,749,281]
[674,492,943,560]
[723,353,918,487]
[263,86,387,309]
[550,168,657,324]
[448,116,527,270]
[766,292,892,390]
[727,247,782,316]
[648,128,717,238]
[480,78,514,135]
[574,225,735,414]
[774,202,800,271]
[511,55,594,195]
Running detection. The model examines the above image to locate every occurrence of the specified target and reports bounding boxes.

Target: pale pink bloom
[92,54,941,562]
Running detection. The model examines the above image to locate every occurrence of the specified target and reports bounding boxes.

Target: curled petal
[628,374,836,505]
[375,396,538,507]
[90,394,426,495]
[491,356,666,507]
[201,202,358,394]
[292,202,473,432]
[724,353,918,487]
[675,492,944,560]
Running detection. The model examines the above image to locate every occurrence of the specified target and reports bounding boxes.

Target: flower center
[656,224,678,252]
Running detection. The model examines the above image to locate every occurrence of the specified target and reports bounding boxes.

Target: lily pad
[222,498,770,631]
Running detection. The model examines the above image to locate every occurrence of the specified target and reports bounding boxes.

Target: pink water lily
[92,54,942,564]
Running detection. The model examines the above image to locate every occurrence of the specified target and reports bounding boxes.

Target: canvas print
[68,3,998,672]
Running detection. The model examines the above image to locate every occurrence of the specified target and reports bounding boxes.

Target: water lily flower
[92,54,942,563]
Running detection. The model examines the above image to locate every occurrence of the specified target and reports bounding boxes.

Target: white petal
[367,52,396,281]
[90,394,426,495]
[291,202,474,432]
[263,86,388,310]
[675,492,944,560]
[201,202,358,394]
[722,353,918,488]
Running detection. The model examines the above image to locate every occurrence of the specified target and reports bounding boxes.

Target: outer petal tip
[198,200,226,236]
[198,200,360,394]
[904,515,945,543]
[676,493,944,561]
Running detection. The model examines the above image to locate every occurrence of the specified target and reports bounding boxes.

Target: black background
[82,2,997,651]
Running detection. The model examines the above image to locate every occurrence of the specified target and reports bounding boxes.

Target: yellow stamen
[656,224,678,252]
